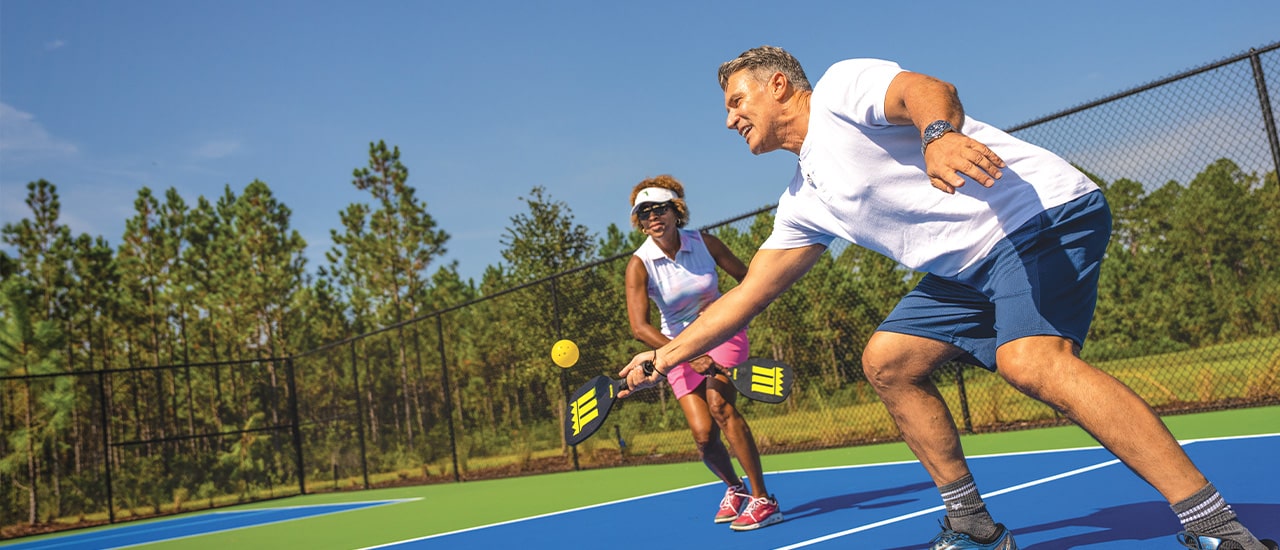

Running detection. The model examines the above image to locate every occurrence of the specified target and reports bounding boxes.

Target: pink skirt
[666,327,750,399]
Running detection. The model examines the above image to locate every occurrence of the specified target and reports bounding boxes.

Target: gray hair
[718,45,811,92]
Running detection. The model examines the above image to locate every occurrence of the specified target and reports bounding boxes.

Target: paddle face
[561,359,789,446]
[720,357,791,404]
[565,375,626,446]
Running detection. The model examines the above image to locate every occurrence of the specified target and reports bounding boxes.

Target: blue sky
[2,0,1278,283]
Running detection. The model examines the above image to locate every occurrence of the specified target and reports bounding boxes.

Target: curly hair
[717,45,811,92]
[629,174,690,229]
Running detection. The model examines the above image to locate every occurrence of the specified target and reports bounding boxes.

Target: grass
[1097,335,1280,406]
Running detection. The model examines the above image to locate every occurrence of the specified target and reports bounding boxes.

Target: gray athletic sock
[1172,483,1266,550]
[940,473,1000,541]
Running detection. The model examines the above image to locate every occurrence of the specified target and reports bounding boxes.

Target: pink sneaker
[730,495,783,531]
[714,484,747,523]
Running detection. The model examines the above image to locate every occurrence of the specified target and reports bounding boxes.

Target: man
[617,45,1275,550]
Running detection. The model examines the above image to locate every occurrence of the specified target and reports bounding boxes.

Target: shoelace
[720,486,746,509]
[739,496,772,519]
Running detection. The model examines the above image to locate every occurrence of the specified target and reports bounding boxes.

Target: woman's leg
[678,383,740,486]
[705,374,767,497]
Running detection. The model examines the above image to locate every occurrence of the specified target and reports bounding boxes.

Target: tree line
[2,140,1277,531]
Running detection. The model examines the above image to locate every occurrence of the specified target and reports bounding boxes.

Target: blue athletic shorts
[877,190,1112,371]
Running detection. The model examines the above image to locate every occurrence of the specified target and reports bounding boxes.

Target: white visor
[630,187,679,214]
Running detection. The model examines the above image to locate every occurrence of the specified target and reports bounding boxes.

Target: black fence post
[1248,48,1280,181]
[436,315,461,482]
[350,341,370,489]
[96,370,115,523]
[285,358,306,495]
[550,277,580,470]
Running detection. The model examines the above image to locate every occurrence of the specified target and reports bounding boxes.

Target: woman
[623,174,782,531]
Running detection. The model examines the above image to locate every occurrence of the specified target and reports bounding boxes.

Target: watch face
[926,120,953,139]
[922,120,955,153]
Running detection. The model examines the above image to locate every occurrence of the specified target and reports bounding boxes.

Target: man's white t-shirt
[760,59,1100,277]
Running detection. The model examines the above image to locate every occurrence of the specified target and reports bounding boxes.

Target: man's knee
[862,332,954,390]
[861,344,899,390]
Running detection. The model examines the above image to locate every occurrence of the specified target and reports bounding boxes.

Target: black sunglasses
[637,202,672,221]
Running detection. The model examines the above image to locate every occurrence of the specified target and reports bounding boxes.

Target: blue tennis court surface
[1,500,412,550]
[3,435,1274,549]
[372,434,1278,549]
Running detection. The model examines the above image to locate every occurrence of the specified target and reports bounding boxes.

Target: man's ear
[769,71,789,99]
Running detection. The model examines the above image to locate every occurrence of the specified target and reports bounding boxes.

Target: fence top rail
[1006,40,1280,133]
[293,203,778,360]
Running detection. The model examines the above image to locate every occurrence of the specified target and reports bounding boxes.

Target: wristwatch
[921,120,957,155]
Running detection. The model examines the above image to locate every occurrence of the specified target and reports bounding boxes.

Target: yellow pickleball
[551,339,579,368]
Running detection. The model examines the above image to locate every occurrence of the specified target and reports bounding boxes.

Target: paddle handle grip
[623,361,658,390]
[641,361,657,377]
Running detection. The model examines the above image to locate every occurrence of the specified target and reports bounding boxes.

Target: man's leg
[864,330,1012,545]
[996,335,1205,500]
[863,331,968,483]
[997,335,1271,549]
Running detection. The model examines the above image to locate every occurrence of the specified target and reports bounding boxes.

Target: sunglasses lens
[639,203,669,220]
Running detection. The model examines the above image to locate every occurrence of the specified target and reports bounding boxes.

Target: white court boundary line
[773,459,1123,549]
[101,498,421,550]
[776,432,1280,549]
[355,483,723,549]
[768,431,1279,477]
[358,432,1280,549]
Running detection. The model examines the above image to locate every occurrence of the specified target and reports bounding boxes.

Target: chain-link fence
[4,42,1279,538]
[0,358,304,536]
[1007,45,1280,192]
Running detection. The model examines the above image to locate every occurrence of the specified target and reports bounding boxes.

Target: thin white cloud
[191,139,241,159]
[0,102,78,161]
[44,39,66,51]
